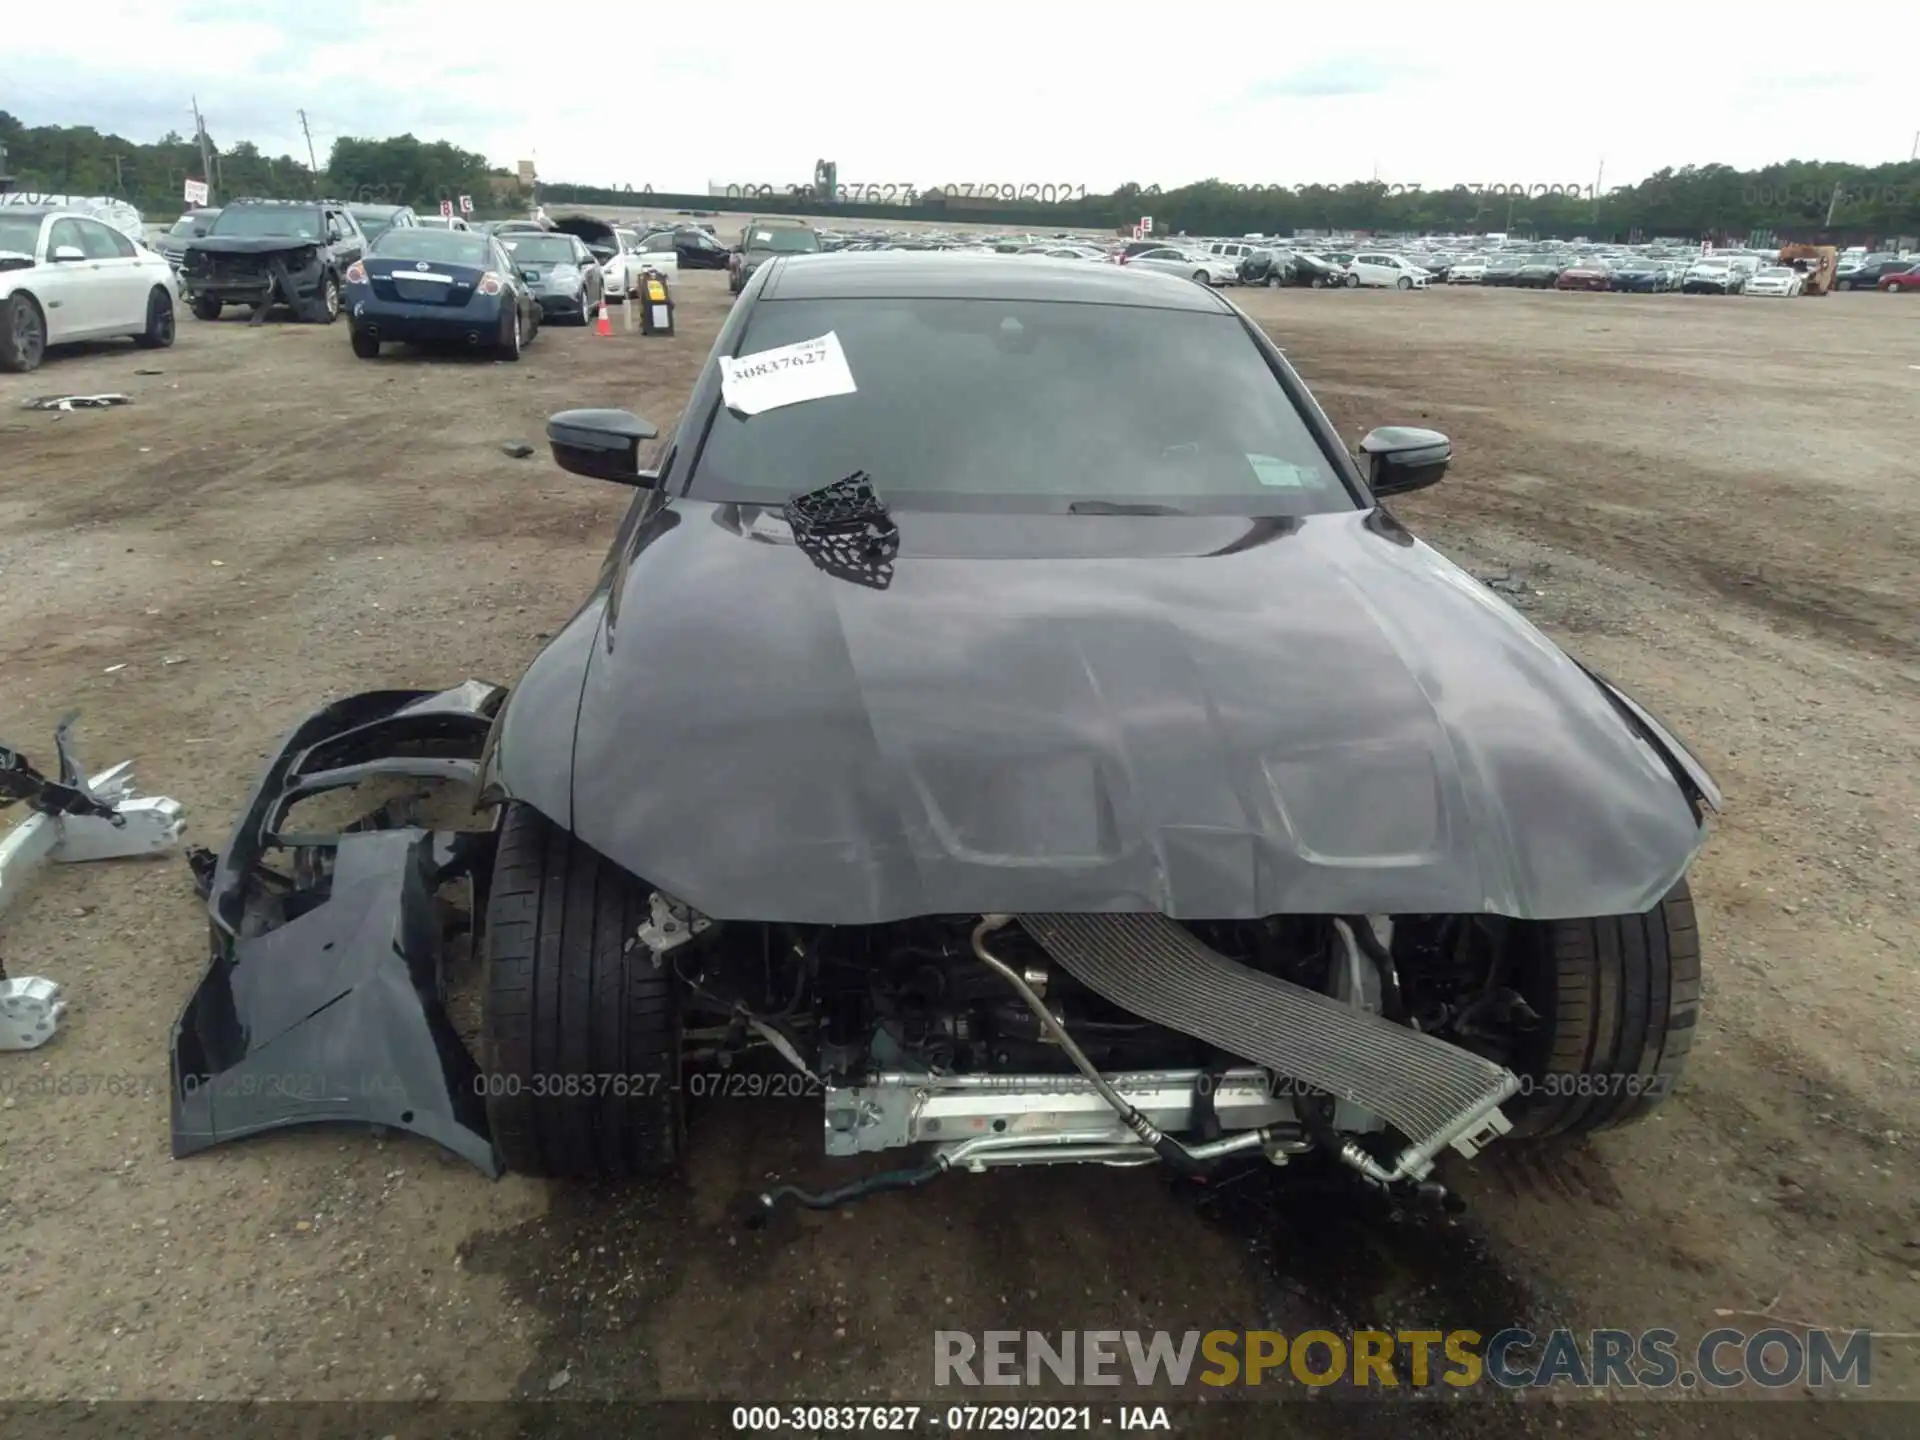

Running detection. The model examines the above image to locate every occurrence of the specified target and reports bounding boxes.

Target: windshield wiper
[1067,500,1193,516]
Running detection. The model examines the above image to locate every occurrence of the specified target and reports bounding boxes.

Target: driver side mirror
[547,408,660,486]
[51,245,87,263]
[1358,426,1451,498]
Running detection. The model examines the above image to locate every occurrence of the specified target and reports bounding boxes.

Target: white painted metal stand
[0,758,185,1050]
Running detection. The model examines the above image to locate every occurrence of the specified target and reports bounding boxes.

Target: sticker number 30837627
[719,332,859,417]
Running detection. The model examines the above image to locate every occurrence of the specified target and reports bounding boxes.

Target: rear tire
[495,306,523,362]
[0,293,47,373]
[1506,877,1702,1137]
[482,802,683,1179]
[134,287,176,349]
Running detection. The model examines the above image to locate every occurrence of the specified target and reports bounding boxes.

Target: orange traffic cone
[594,298,613,337]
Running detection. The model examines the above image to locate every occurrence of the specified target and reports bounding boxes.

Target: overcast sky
[9,0,1916,196]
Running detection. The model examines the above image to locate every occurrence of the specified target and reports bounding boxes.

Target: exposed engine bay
[655,900,1522,1208]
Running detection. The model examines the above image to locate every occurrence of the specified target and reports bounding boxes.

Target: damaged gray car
[170,254,1717,1213]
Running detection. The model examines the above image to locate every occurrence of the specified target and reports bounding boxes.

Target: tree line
[5,111,1917,240]
[0,114,513,217]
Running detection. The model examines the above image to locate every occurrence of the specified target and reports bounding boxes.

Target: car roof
[759,251,1235,312]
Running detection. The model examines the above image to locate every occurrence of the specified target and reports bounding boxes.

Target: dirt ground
[1,264,1915,1437]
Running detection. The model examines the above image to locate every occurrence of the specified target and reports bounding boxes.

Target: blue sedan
[344,228,540,360]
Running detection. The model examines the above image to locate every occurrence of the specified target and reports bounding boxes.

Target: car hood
[186,235,322,255]
[499,503,1708,926]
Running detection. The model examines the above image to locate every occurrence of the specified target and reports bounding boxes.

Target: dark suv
[728,218,821,295]
[182,198,367,323]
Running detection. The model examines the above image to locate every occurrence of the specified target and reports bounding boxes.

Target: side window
[76,218,131,259]
[47,218,86,256]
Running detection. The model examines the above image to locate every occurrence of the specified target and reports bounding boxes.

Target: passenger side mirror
[51,245,87,263]
[547,408,660,486]
[1359,426,1451,498]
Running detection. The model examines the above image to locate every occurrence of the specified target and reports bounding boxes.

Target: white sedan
[1,206,182,372]
[1447,257,1488,284]
[1741,266,1804,297]
[599,229,682,300]
[1122,246,1239,285]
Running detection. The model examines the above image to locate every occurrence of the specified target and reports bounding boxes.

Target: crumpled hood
[186,235,321,256]
[533,504,1706,925]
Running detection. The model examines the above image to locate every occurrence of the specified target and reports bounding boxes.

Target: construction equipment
[1778,243,1838,296]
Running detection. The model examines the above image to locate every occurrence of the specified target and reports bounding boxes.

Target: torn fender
[169,683,507,1175]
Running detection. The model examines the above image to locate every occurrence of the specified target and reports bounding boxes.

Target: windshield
[0,215,43,254]
[745,227,822,255]
[372,229,493,266]
[688,298,1355,517]
[1755,267,1791,278]
[167,216,204,238]
[500,235,577,264]
[351,209,399,238]
[640,231,676,249]
[210,206,323,239]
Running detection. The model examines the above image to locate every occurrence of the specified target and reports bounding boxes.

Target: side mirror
[547,408,660,486]
[1359,426,1451,498]
[52,245,87,263]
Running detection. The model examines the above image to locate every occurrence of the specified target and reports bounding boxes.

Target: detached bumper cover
[169,682,507,1175]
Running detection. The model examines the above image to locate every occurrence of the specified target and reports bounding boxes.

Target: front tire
[482,802,683,1179]
[191,295,222,322]
[1506,877,1702,1137]
[134,287,176,349]
[1344,272,1359,288]
[307,272,341,324]
[350,329,380,359]
[1396,276,1413,290]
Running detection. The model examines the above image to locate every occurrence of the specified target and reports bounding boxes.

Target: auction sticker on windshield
[720,332,858,416]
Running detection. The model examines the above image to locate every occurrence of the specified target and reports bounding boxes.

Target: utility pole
[1824,179,1844,228]
[298,109,319,189]
[1593,157,1604,224]
[190,95,215,202]
[1911,129,1918,160]
[111,153,124,194]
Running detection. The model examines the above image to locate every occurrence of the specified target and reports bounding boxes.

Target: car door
[75,218,152,330]
[1128,247,1177,276]
[1351,253,1387,286]
[573,239,602,303]
[327,209,366,270]
[35,217,103,337]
